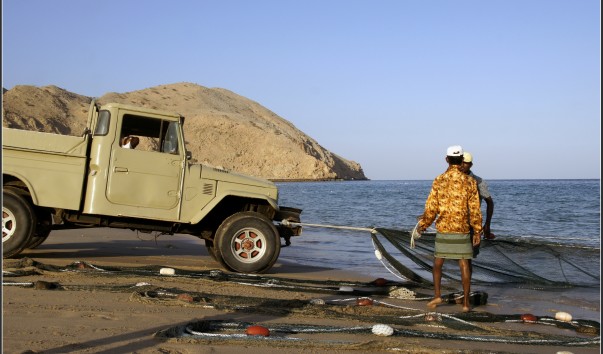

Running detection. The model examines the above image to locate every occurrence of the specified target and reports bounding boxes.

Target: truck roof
[100,102,183,121]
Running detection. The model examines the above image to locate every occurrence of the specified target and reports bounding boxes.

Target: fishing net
[3,258,600,349]
[372,228,600,288]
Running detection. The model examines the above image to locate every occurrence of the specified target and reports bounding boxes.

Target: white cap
[463,152,473,163]
[446,145,463,157]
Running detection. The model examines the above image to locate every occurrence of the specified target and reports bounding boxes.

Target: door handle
[114,167,129,173]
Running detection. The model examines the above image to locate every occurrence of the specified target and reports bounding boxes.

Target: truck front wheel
[215,212,281,274]
[3,189,37,258]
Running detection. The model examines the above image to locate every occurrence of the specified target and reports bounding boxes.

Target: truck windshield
[162,122,180,154]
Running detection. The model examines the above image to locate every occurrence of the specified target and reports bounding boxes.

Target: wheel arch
[188,195,277,237]
[4,175,56,234]
[3,174,39,205]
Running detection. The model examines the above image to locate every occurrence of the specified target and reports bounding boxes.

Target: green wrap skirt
[434,233,473,259]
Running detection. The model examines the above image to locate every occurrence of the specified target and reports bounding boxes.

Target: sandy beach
[2,228,600,354]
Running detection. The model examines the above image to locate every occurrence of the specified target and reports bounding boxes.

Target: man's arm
[417,187,438,233]
[483,196,494,237]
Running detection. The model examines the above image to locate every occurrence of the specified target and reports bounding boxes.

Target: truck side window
[94,110,111,136]
[120,114,180,154]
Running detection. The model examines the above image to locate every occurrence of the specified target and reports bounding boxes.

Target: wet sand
[2,228,600,353]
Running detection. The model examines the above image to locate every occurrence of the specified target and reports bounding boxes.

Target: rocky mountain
[2,83,367,181]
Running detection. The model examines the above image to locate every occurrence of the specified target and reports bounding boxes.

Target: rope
[410,221,421,249]
[280,220,377,234]
[166,319,601,346]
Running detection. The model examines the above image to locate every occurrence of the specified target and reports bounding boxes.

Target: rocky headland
[2,83,367,181]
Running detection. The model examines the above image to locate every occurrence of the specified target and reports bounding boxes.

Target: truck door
[106,114,183,218]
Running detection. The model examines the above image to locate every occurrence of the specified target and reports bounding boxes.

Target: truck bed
[3,128,88,156]
[3,128,89,210]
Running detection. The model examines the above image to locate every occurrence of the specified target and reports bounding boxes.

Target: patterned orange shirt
[418,165,483,235]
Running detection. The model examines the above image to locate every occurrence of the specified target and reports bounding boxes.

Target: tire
[205,239,235,271]
[27,229,51,249]
[215,211,281,274]
[26,211,52,249]
[205,239,218,261]
[3,189,37,258]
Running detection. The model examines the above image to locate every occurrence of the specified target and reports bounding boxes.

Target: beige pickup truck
[2,101,302,273]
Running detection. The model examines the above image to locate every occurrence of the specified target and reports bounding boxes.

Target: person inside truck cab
[121,135,140,149]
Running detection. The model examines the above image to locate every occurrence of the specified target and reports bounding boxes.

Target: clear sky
[2,0,600,180]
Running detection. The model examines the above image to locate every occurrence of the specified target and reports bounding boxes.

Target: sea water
[276,179,601,280]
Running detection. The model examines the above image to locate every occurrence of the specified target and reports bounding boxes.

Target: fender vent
[203,183,215,195]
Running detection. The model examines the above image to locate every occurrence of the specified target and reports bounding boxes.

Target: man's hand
[472,233,481,247]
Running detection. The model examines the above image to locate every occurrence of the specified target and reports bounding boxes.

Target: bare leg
[427,257,444,308]
[459,259,471,312]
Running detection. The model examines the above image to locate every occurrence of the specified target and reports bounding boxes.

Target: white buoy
[372,324,394,336]
[374,250,383,260]
[339,286,354,292]
[310,298,325,305]
[159,267,175,275]
[135,282,151,287]
[555,311,572,322]
[556,351,574,354]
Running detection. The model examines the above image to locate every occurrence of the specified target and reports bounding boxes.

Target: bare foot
[427,297,443,308]
[463,305,471,312]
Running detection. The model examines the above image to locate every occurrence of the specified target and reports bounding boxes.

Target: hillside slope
[2,83,367,181]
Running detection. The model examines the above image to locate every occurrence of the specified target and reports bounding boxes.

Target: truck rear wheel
[215,211,280,274]
[3,189,37,258]
[26,211,52,249]
[27,229,51,249]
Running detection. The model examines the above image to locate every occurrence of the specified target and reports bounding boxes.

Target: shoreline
[271,178,370,182]
[2,228,600,353]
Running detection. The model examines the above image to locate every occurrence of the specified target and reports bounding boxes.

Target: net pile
[372,228,600,288]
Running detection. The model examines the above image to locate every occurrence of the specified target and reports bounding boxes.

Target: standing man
[416,145,483,312]
[462,152,495,239]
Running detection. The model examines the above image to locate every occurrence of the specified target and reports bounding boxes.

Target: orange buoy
[356,298,374,306]
[520,314,537,322]
[246,325,270,337]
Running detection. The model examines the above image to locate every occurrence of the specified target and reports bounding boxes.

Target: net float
[371,324,394,336]
[372,278,388,287]
[356,298,374,306]
[520,314,537,322]
[246,325,270,337]
[555,311,572,322]
[177,293,194,303]
[159,267,175,275]
[339,286,354,292]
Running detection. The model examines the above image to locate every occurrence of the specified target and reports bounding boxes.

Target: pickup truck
[2,100,302,273]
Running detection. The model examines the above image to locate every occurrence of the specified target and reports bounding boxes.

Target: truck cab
[3,101,302,274]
